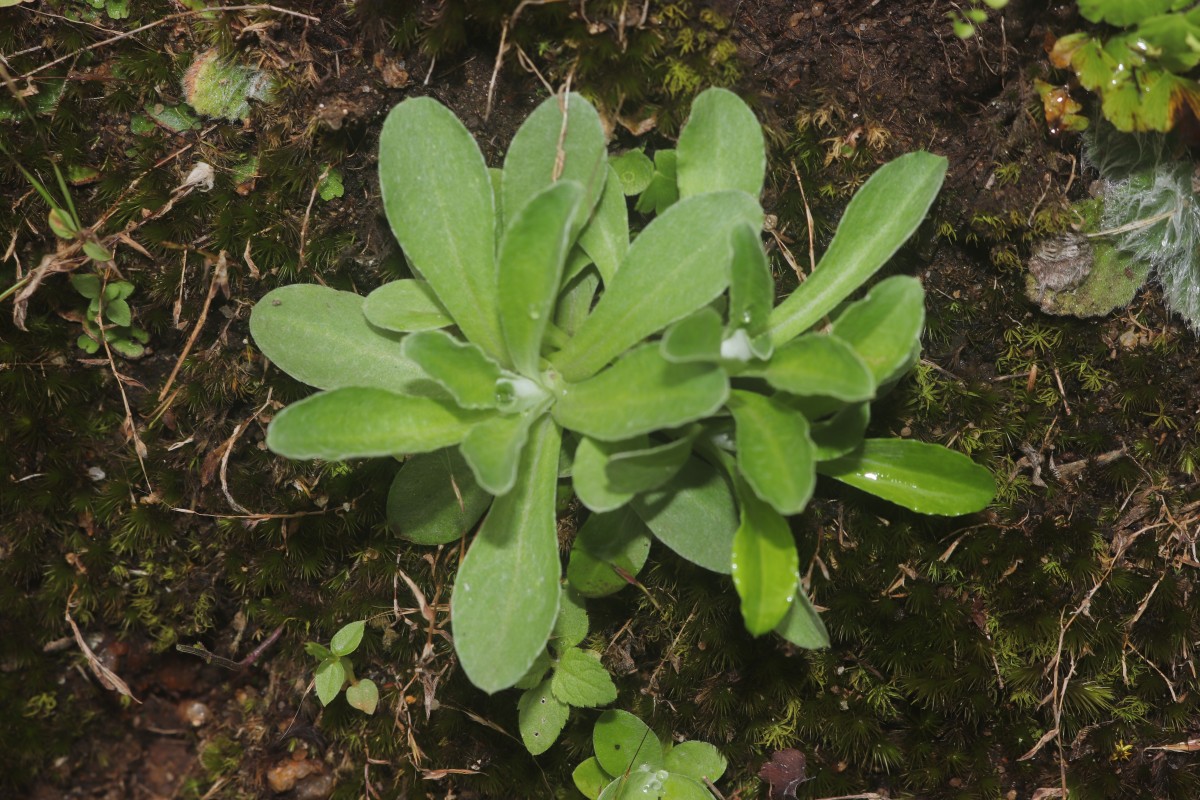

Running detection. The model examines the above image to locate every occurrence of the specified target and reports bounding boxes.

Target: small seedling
[573,710,726,800]
[71,274,148,358]
[305,621,378,715]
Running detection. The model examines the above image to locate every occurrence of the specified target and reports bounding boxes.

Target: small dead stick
[176,622,286,671]
[295,166,329,277]
[217,388,274,515]
[157,251,227,402]
[790,159,817,276]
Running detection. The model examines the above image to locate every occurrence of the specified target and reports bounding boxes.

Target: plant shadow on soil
[1,1,1199,799]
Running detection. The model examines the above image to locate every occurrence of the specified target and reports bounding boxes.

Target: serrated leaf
[552,191,762,381]
[552,584,589,652]
[610,149,654,195]
[632,457,737,574]
[753,333,876,402]
[605,435,695,495]
[768,152,946,345]
[594,710,664,776]
[573,757,614,800]
[665,741,727,783]
[315,658,345,706]
[728,391,816,515]
[460,410,537,496]
[551,648,617,707]
[817,438,996,515]
[676,87,765,199]
[553,344,728,441]
[731,483,800,635]
[363,280,454,332]
[568,507,652,598]
[660,307,723,363]
[251,285,433,396]
[572,435,646,512]
[345,678,379,714]
[318,166,344,201]
[387,449,492,544]
[518,679,570,755]
[402,329,502,410]
[498,181,583,376]
[379,97,505,360]
[774,579,830,649]
[451,417,562,693]
[829,275,925,384]
[330,620,365,656]
[578,165,629,285]
[266,387,488,460]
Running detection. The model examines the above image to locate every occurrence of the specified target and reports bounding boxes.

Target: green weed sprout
[250,88,995,698]
[71,275,148,357]
[305,621,378,715]
[572,710,726,800]
[948,0,1008,39]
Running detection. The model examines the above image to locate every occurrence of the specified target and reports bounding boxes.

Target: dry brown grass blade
[64,601,140,703]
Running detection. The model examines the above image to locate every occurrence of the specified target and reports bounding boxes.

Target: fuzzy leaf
[551,648,617,707]
[829,275,925,384]
[553,344,728,441]
[594,710,664,776]
[676,87,766,199]
[460,411,537,496]
[753,333,876,402]
[567,507,653,598]
[515,649,552,690]
[606,435,696,496]
[402,329,502,411]
[363,280,454,332]
[498,181,583,376]
[660,307,724,364]
[552,585,590,652]
[728,391,816,515]
[266,387,487,460]
[665,741,727,783]
[809,403,871,461]
[518,679,570,755]
[251,285,432,396]
[731,485,800,635]
[635,150,680,215]
[345,678,379,714]
[387,449,492,544]
[817,438,996,515]
[728,223,774,337]
[632,457,738,574]
[315,658,345,706]
[578,165,630,285]
[768,152,946,345]
[573,757,614,800]
[774,579,830,649]
[451,417,562,693]
[556,265,601,335]
[610,149,654,195]
[330,620,365,656]
[379,97,505,360]
[552,191,762,381]
[572,435,647,512]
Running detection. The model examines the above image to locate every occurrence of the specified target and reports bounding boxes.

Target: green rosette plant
[249,87,995,696]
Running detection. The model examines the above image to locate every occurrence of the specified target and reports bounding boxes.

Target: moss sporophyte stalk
[248,86,994,751]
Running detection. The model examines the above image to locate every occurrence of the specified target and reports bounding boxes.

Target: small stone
[177,699,210,727]
[267,757,322,794]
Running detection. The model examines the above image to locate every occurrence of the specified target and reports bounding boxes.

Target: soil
[3,2,1200,800]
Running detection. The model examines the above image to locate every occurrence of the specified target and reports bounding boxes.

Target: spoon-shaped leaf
[402,330,502,410]
[606,434,696,495]
[774,578,830,649]
[660,307,724,364]
[817,438,995,515]
[363,279,454,332]
[731,484,799,635]
[748,333,875,402]
[728,391,816,515]
[452,417,562,693]
[387,449,492,544]
[632,457,738,574]
[578,165,629,285]
[460,410,538,496]
[567,507,652,598]
[676,87,766,199]
[573,435,647,513]
[809,402,871,461]
[728,222,774,337]
[829,275,925,384]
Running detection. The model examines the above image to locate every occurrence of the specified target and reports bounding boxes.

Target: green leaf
[774,579,830,649]
[515,649,552,690]
[48,207,77,238]
[402,330,502,410]
[146,102,202,131]
[552,585,589,652]
[251,285,433,395]
[817,438,996,515]
[552,191,763,381]
[660,307,724,364]
[829,275,925,384]
[345,678,379,714]
[578,165,630,285]
[1077,0,1179,25]
[518,679,570,755]
[460,410,537,496]
[731,484,800,635]
[635,150,680,215]
[660,775,714,799]
[105,298,132,327]
[572,435,646,512]
[387,449,492,544]
[594,710,664,776]
[728,223,774,337]
[768,152,946,345]
[267,388,487,460]
[330,620,365,656]
[809,402,871,461]
[609,149,654,195]
[71,273,101,299]
[379,97,505,361]
[573,757,614,800]
[728,391,816,515]
[606,435,695,495]
[451,417,562,693]
[362,280,453,332]
[109,338,144,358]
[82,240,113,262]
[676,87,766,199]
[502,92,608,236]
[632,457,737,574]
[553,344,728,441]
[498,181,584,376]
[567,507,653,597]
[76,334,100,354]
[318,166,344,201]
[753,333,875,402]
[665,741,726,782]
[304,641,333,661]
[556,265,601,335]
[551,648,617,707]
[315,658,345,706]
